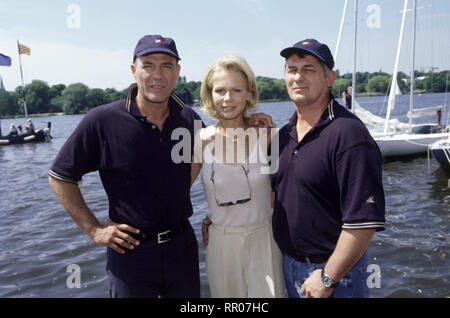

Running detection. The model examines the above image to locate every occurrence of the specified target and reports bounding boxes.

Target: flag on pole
[0,53,12,66]
[16,41,30,119]
[18,43,31,55]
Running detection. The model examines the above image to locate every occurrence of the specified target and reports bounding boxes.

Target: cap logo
[155,39,165,43]
[302,41,313,45]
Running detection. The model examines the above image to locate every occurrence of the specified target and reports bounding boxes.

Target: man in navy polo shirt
[49,35,203,297]
[271,39,385,298]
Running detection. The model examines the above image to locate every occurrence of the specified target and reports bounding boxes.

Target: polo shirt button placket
[148,123,162,142]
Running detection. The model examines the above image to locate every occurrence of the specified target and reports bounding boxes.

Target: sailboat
[429,134,450,170]
[373,0,448,157]
[336,0,448,157]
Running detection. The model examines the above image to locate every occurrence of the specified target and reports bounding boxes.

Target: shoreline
[0,112,64,119]
[1,90,445,116]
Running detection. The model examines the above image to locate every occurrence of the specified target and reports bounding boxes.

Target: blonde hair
[200,55,258,119]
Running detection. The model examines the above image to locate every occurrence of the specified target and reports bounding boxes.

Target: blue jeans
[282,251,370,298]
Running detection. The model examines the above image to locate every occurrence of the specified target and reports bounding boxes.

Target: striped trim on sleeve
[48,170,79,184]
[342,222,385,230]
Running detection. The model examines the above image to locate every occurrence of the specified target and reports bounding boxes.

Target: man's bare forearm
[48,176,100,239]
[49,176,140,254]
[324,229,375,282]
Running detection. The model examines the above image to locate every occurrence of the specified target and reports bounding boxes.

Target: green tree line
[331,70,450,97]
[173,76,290,105]
[1,70,448,117]
[158,70,450,105]
[0,80,129,117]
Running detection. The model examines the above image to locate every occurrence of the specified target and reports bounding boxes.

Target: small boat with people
[0,120,52,146]
[0,41,53,146]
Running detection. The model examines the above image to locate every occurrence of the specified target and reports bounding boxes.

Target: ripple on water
[1,104,450,298]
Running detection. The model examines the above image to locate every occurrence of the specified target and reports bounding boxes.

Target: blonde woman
[192,56,285,298]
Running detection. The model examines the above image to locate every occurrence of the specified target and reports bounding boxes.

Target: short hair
[201,55,258,120]
[285,51,331,77]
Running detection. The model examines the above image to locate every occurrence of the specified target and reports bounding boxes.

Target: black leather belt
[140,220,189,244]
[292,254,330,264]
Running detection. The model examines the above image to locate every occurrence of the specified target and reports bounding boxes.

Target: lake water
[0,93,449,298]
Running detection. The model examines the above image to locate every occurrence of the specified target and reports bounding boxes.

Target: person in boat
[342,86,352,110]
[9,123,18,136]
[271,39,386,298]
[193,55,285,298]
[26,119,35,134]
[48,34,274,298]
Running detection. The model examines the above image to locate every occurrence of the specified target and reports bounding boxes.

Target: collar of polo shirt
[287,97,336,138]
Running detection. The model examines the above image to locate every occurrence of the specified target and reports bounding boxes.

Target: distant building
[402,76,429,85]
[0,75,5,91]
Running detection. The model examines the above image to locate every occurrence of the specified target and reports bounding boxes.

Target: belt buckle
[157,230,171,244]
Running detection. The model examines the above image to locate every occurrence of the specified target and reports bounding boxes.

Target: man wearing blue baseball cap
[49,34,274,298]
[271,39,385,298]
[49,34,202,297]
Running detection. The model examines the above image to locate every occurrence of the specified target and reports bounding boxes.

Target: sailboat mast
[408,0,417,133]
[351,0,357,114]
[17,40,28,120]
[335,0,349,61]
[445,71,450,128]
[384,0,409,136]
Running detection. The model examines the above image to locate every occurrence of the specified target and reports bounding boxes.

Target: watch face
[322,276,333,288]
[321,270,336,288]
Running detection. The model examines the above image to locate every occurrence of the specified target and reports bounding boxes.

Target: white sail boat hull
[368,0,448,158]
[335,0,448,159]
[429,136,450,169]
[375,132,448,157]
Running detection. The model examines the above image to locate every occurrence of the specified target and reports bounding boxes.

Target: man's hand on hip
[90,219,141,254]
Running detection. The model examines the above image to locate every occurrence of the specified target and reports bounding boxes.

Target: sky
[0,0,449,91]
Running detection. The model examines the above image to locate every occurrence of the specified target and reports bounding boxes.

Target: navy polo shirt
[271,98,385,258]
[49,84,203,233]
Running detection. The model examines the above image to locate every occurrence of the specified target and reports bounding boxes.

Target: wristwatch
[321,269,339,288]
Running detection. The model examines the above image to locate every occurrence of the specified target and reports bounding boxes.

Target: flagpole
[17,40,28,120]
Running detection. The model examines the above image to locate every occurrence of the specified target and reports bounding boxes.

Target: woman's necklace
[215,123,247,143]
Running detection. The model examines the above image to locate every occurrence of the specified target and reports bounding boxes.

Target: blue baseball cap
[280,39,334,69]
[133,34,181,61]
